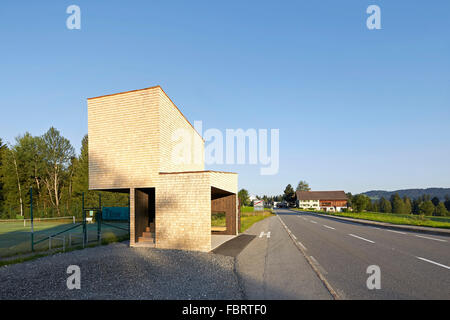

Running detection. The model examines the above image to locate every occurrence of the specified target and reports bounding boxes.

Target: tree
[412,198,421,215]
[366,198,373,211]
[39,127,75,216]
[371,200,379,213]
[346,193,353,208]
[390,193,404,214]
[1,130,130,219]
[419,201,435,216]
[352,194,370,212]
[72,135,89,197]
[1,142,28,217]
[434,202,448,216]
[445,195,450,212]
[403,196,412,214]
[431,197,440,207]
[283,184,295,204]
[238,189,250,207]
[296,180,311,192]
[379,197,392,213]
[13,133,46,216]
[0,138,7,214]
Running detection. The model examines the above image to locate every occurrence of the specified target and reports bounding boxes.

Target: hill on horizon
[362,188,450,201]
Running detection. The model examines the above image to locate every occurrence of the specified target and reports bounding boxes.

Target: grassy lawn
[0,220,129,258]
[240,206,257,214]
[211,212,226,229]
[239,206,275,233]
[211,206,275,233]
[293,208,450,229]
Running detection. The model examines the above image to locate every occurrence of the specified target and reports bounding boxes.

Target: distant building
[296,191,348,212]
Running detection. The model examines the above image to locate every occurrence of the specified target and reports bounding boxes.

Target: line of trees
[248,180,310,207]
[0,129,128,219]
[246,178,450,217]
[348,193,450,216]
[238,189,250,206]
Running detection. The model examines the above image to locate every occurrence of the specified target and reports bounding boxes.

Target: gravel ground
[0,242,244,300]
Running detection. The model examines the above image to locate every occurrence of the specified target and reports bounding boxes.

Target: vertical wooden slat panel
[211,194,237,235]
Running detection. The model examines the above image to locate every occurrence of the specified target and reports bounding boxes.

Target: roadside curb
[276,214,340,300]
[290,209,450,237]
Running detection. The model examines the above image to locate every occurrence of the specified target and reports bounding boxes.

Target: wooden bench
[211,226,226,232]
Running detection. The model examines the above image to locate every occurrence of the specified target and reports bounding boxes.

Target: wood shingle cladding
[87,85,238,252]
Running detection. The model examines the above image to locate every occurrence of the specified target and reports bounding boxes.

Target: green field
[240,206,257,213]
[293,208,450,229]
[0,219,129,258]
[239,206,274,232]
[211,206,274,233]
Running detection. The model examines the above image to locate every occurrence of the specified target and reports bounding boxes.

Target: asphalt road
[276,208,450,299]
[235,214,333,299]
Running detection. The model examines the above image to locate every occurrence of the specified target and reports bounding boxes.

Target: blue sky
[1,1,449,196]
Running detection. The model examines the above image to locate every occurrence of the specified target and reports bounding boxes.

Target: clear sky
[1,1,449,196]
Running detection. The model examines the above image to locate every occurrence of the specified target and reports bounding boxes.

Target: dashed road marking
[310,220,318,224]
[416,257,450,270]
[384,229,406,235]
[414,235,447,242]
[348,234,375,244]
[323,225,336,230]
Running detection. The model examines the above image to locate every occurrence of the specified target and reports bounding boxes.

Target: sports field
[0,217,129,257]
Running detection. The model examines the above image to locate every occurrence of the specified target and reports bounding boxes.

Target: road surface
[235,213,332,299]
[275,208,450,299]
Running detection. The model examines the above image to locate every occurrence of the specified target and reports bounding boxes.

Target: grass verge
[240,207,275,233]
[0,234,129,267]
[212,206,275,233]
[293,208,450,229]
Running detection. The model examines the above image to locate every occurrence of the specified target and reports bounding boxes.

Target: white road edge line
[323,225,335,230]
[416,257,450,270]
[310,256,319,264]
[278,216,308,251]
[276,214,339,299]
[348,233,375,244]
[297,240,307,250]
[414,235,447,242]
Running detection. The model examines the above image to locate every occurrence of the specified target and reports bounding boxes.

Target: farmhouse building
[296,191,348,212]
[87,85,239,252]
